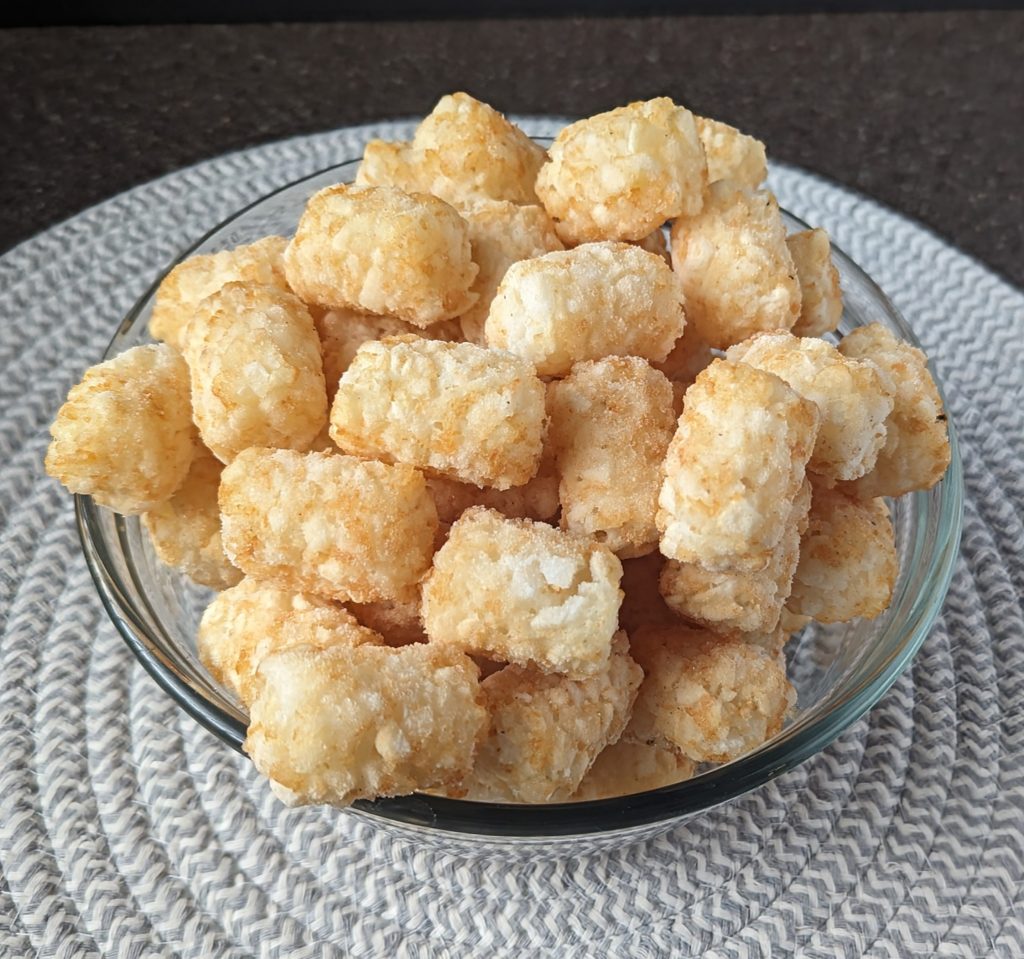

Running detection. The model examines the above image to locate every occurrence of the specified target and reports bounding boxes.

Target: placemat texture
[1,119,1021,958]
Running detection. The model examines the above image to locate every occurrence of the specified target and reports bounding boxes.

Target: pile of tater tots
[46,93,951,806]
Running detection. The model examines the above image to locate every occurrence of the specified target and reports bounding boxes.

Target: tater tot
[651,324,715,389]
[246,642,486,806]
[315,308,461,400]
[149,236,290,350]
[838,323,951,498]
[787,228,843,337]
[695,116,767,189]
[422,507,623,678]
[659,479,811,633]
[412,92,547,207]
[536,98,707,245]
[456,200,564,344]
[186,282,327,463]
[485,242,685,377]
[197,577,374,706]
[283,184,478,327]
[657,359,820,571]
[142,446,241,590]
[727,331,894,484]
[427,463,560,526]
[354,139,421,192]
[572,740,695,801]
[547,357,676,557]
[346,597,427,647]
[626,625,795,763]
[463,634,642,802]
[670,182,801,349]
[220,448,438,603]
[787,482,898,623]
[329,336,546,489]
[45,344,195,514]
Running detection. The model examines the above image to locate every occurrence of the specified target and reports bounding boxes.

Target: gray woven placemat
[1,119,1022,958]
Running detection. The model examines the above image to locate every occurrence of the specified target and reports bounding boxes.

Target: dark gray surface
[2,12,1021,285]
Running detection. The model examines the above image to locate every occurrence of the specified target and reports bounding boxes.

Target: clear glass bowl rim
[75,151,965,840]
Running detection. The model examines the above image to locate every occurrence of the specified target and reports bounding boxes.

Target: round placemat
[1,119,1022,958]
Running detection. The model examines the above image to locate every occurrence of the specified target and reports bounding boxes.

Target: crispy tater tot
[547,357,676,557]
[727,331,894,484]
[315,309,461,401]
[838,323,951,498]
[659,479,811,633]
[197,577,374,706]
[45,344,195,514]
[462,634,642,802]
[220,448,438,603]
[670,181,801,349]
[422,507,623,678]
[246,642,486,806]
[456,200,564,344]
[149,236,290,350]
[346,597,427,647]
[354,139,421,192]
[651,325,716,389]
[186,282,327,463]
[787,482,898,623]
[626,625,795,763]
[485,242,685,377]
[536,98,707,245]
[695,116,767,189]
[787,228,843,337]
[412,92,547,207]
[142,446,241,590]
[657,359,820,571]
[329,336,546,489]
[572,740,695,801]
[283,184,478,327]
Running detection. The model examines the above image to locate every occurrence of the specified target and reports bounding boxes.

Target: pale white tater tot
[695,116,767,189]
[787,228,843,337]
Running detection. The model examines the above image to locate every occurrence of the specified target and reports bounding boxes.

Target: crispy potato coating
[45,344,195,514]
[572,740,695,801]
[670,182,801,349]
[787,482,898,623]
[346,598,427,647]
[838,323,951,498]
[651,324,715,389]
[220,448,438,603]
[536,98,707,245]
[283,184,478,327]
[485,242,685,377]
[186,282,327,463]
[633,227,670,264]
[149,236,290,350]
[456,200,564,344]
[463,634,642,802]
[695,116,767,189]
[354,139,421,193]
[422,507,623,678]
[412,92,547,207]
[659,479,811,633]
[547,357,676,557]
[787,228,843,337]
[329,336,546,489]
[657,359,820,571]
[246,642,486,806]
[727,331,894,484]
[627,625,795,763]
[315,308,461,401]
[197,577,373,706]
[142,446,241,590]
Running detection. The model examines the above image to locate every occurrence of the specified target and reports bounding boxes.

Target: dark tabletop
[2,12,1021,286]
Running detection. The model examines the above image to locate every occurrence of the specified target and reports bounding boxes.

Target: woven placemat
[1,119,1022,957]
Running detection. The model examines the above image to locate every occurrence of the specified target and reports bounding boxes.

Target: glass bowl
[75,154,964,854]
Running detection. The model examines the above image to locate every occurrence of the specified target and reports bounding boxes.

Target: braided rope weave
[1,120,1022,957]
